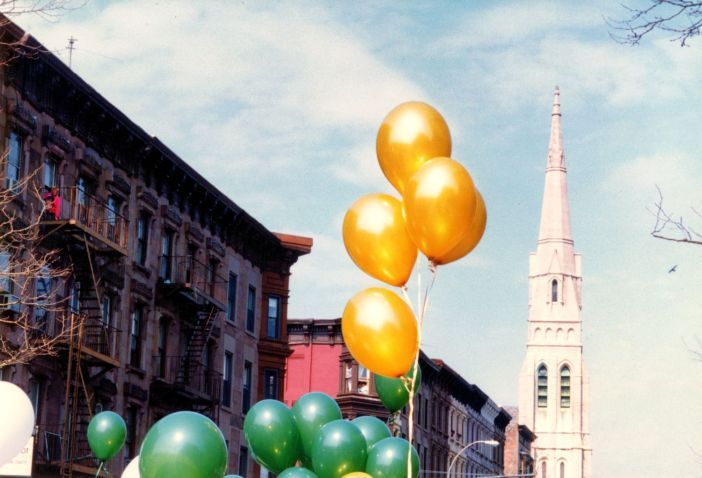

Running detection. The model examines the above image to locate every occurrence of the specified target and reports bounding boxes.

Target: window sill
[132,262,151,278]
[126,365,146,378]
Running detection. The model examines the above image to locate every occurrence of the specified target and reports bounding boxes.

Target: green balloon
[139,411,227,478]
[291,392,342,458]
[243,400,302,473]
[351,416,391,452]
[278,467,318,478]
[311,420,367,478]
[374,364,422,413]
[87,411,126,461]
[366,437,419,478]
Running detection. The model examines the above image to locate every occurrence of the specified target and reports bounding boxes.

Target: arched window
[560,461,565,478]
[541,460,548,478]
[560,366,571,408]
[537,364,548,407]
[551,279,558,302]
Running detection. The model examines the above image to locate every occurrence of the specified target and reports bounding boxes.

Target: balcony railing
[152,355,222,401]
[158,256,227,306]
[43,187,129,251]
[82,314,120,359]
[35,424,95,468]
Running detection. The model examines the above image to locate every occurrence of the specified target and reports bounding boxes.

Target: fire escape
[151,253,224,421]
[37,186,126,478]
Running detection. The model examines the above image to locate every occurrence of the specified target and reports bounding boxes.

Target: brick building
[503,406,536,477]
[285,318,513,477]
[0,17,310,478]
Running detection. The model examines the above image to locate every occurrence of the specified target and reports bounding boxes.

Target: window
[124,406,138,460]
[246,286,256,332]
[227,273,237,323]
[266,295,280,339]
[551,279,558,302]
[0,366,10,381]
[357,365,369,394]
[43,156,58,188]
[242,360,252,413]
[537,364,548,407]
[238,447,249,476]
[157,319,168,378]
[6,132,22,190]
[541,461,547,478]
[101,295,111,327]
[159,230,174,281]
[35,266,52,330]
[0,251,17,311]
[129,305,143,368]
[559,462,565,478]
[264,368,279,400]
[344,363,353,392]
[28,379,41,424]
[560,366,571,408]
[207,258,218,297]
[222,352,233,407]
[135,213,149,266]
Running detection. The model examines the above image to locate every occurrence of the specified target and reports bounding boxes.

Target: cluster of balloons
[243,392,420,478]
[342,101,486,380]
[0,382,35,467]
[85,409,228,478]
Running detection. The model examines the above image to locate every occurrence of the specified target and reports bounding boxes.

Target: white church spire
[519,88,592,478]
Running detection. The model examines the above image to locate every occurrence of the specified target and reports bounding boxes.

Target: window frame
[242,360,252,413]
[560,365,571,408]
[5,131,22,191]
[263,368,279,400]
[226,273,237,323]
[135,212,150,266]
[129,304,144,368]
[246,286,256,333]
[266,295,281,339]
[222,351,233,407]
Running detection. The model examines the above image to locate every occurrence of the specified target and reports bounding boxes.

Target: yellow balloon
[402,157,477,261]
[342,288,418,378]
[434,190,487,265]
[343,194,418,286]
[343,474,373,478]
[376,101,451,195]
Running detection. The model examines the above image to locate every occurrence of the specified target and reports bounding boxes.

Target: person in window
[42,187,54,219]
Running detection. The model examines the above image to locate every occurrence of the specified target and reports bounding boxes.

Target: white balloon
[122,455,140,478]
[0,382,35,466]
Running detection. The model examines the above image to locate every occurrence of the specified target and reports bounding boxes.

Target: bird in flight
[668,265,677,273]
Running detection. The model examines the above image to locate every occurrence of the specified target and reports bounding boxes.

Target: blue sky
[15,1,702,476]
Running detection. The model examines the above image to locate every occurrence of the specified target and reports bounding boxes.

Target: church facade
[518,88,592,478]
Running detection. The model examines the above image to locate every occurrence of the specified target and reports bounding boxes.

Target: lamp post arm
[446,439,499,477]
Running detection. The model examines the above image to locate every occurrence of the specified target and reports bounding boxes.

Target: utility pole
[67,36,77,69]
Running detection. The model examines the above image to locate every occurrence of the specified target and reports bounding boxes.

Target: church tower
[518,88,592,478]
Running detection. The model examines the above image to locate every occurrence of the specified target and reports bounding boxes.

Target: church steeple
[537,86,573,248]
[519,88,592,478]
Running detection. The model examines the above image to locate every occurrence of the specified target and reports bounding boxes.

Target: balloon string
[400,285,415,315]
[407,262,438,478]
[95,461,105,478]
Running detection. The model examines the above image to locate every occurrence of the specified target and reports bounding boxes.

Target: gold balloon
[434,190,487,265]
[343,193,417,286]
[402,157,477,261]
[342,288,418,378]
[343,474,373,478]
[376,101,451,195]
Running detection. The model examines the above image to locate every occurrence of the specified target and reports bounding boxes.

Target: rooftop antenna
[67,36,77,69]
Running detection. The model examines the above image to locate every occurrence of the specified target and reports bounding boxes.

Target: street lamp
[446,439,500,477]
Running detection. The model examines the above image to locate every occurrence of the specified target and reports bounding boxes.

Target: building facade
[503,406,536,477]
[518,88,592,478]
[0,18,311,478]
[286,318,511,477]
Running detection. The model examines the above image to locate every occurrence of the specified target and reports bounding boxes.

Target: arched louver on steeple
[551,279,558,302]
[537,364,548,407]
[560,366,571,408]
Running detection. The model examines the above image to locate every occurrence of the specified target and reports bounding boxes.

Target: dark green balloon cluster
[244,392,420,478]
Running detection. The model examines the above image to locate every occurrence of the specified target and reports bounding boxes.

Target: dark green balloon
[243,400,302,474]
[278,467,318,478]
[366,437,419,478]
[374,364,422,413]
[139,411,227,478]
[291,392,342,458]
[87,411,126,461]
[311,420,367,478]
[351,416,391,452]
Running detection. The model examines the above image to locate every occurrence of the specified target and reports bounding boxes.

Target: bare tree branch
[607,1,702,46]
[0,153,79,368]
[649,185,702,245]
